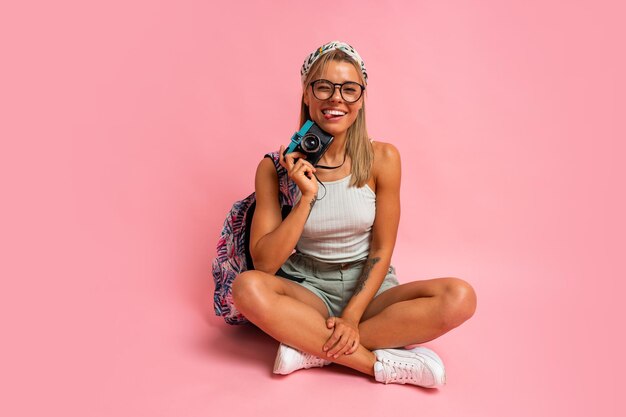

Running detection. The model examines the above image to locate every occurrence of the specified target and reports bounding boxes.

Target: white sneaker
[373,346,446,388]
[273,343,332,375]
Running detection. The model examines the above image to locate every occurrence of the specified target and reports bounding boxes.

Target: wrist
[300,191,317,201]
[340,313,361,324]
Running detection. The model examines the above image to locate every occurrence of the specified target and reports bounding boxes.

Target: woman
[232,41,477,388]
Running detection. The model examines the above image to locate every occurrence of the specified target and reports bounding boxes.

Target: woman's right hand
[279,145,318,198]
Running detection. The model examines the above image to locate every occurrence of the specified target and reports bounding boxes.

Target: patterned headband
[300,40,368,85]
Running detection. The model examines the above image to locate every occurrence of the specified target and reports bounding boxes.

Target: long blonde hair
[299,50,373,188]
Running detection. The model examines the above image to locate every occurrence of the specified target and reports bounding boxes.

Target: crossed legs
[359,277,477,349]
[231,271,476,376]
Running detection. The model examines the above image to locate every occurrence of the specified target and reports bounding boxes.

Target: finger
[323,330,342,352]
[326,317,335,329]
[347,338,359,354]
[293,162,316,180]
[284,152,295,171]
[334,339,354,358]
[327,334,348,357]
[294,160,317,178]
[292,157,315,172]
[283,149,299,170]
[284,151,306,168]
[291,151,307,160]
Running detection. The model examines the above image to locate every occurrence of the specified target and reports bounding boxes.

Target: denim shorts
[276,251,400,317]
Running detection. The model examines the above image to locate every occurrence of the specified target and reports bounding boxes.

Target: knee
[440,278,477,329]
[231,271,270,313]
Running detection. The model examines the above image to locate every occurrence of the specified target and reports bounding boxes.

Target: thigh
[360,277,459,322]
[276,275,331,318]
[236,270,330,318]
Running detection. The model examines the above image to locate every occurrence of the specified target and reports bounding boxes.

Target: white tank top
[294,174,376,263]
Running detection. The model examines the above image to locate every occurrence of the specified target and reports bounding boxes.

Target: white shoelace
[302,353,327,368]
[380,358,426,383]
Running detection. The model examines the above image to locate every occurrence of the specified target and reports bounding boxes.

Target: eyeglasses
[310,79,365,103]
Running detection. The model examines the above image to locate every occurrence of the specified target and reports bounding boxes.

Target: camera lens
[301,134,321,153]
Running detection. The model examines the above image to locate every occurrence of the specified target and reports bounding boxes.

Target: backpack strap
[263,151,299,206]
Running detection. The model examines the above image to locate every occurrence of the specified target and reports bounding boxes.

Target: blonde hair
[299,50,373,188]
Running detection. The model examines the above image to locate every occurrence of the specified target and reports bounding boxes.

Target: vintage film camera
[283,120,334,166]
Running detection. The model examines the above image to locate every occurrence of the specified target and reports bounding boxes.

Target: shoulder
[371,140,401,177]
[256,154,281,178]
[257,154,277,173]
[255,156,279,193]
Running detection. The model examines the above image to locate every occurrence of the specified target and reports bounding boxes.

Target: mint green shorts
[276,251,400,317]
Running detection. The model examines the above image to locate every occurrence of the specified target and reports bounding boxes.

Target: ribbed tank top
[294,174,376,263]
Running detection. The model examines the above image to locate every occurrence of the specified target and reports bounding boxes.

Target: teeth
[323,109,346,116]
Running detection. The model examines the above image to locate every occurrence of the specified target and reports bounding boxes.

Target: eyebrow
[317,78,361,84]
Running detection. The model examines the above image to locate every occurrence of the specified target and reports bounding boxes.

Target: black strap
[316,152,347,170]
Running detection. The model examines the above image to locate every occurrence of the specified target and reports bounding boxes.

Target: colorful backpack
[212,151,299,325]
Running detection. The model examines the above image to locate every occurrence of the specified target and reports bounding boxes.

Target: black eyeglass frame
[309,79,365,103]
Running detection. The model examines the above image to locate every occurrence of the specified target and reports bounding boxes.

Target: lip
[320,108,348,122]
[321,107,348,113]
[322,113,345,122]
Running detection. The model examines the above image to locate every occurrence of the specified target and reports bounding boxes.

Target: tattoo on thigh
[354,257,380,296]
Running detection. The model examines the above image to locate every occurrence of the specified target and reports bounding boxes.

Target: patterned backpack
[212,151,299,325]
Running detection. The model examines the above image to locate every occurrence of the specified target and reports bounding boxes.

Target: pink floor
[7,241,618,416]
[2,1,623,416]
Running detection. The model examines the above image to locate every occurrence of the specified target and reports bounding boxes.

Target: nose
[329,85,343,101]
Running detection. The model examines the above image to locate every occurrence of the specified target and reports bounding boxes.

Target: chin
[316,117,354,136]
[322,126,346,138]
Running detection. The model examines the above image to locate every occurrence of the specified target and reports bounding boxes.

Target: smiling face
[303,60,364,139]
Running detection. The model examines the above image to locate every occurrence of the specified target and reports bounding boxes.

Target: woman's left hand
[323,317,360,358]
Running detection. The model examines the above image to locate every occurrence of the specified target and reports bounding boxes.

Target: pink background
[1,1,624,416]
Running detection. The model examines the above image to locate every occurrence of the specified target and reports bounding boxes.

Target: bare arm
[249,152,318,273]
[322,142,402,358]
[341,142,401,323]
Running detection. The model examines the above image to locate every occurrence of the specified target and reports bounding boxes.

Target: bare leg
[358,277,477,349]
[232,270,376,376]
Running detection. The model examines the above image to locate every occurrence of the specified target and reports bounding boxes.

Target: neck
[322,134,347,163]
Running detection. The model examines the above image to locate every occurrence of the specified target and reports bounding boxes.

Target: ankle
[332,348,376,376]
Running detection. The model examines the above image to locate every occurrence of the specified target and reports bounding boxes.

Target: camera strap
[315,152,347,170]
